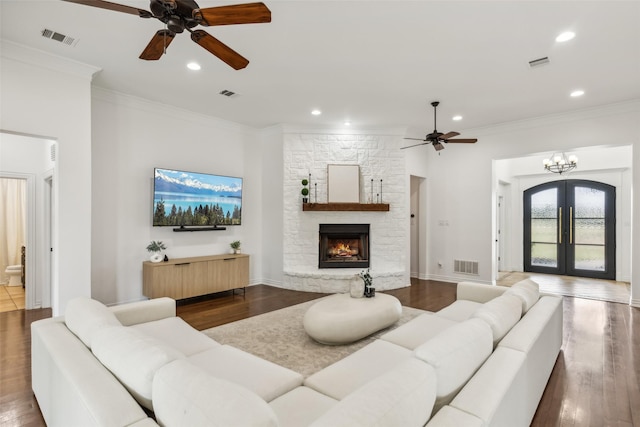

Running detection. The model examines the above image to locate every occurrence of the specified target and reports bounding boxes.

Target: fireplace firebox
[319,224,370,268]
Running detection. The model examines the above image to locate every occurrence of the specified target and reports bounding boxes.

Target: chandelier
[543,152,578,174]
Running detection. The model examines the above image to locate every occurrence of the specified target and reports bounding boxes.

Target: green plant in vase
[146,241,166,263]
[230,240,241,254]
[301,179,309,203]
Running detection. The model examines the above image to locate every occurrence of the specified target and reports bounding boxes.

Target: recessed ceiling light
[570,90,585,97]
[556,31,575,43]
[452,115,462,121]
[311,109,322,116]
[187,62,201,71]
[344,120,351,126]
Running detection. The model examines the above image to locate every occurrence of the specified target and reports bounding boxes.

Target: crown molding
[1,40,101,80]
[465,99,640,137]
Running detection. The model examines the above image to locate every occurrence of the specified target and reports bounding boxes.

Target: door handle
[570,206,573,244]
[559,207,562,244]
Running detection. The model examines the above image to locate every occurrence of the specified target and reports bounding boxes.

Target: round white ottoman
[303,293,402,345]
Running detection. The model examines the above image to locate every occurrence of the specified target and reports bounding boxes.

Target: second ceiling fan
[402,101,477,151]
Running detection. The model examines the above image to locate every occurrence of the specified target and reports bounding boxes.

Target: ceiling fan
[61,0,271,69]
[402,101,477,151]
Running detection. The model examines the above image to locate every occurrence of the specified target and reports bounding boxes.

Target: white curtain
[0,178,26,285]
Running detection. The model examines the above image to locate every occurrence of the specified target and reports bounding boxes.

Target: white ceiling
[2,1,639,137]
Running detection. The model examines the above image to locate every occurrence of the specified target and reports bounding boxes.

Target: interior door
[524,180,615,280]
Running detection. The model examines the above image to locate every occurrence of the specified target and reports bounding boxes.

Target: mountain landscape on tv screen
[153,169,242,226]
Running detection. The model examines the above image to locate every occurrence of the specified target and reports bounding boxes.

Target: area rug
[202,298,427,377]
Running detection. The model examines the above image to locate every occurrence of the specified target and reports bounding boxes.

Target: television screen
[153,168,242,227]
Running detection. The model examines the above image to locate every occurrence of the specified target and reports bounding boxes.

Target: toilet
[5,265,23,287]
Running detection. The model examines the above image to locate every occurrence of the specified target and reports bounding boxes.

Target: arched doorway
[524,179,616,280]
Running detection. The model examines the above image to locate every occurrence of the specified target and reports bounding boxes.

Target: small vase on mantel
[350,275,364,298]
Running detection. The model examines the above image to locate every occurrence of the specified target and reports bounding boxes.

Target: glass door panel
[524,180,615,279]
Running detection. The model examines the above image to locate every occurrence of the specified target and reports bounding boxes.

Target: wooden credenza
[143,254,249,300]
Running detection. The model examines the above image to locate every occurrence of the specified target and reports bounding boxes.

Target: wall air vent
[41,28,78,47]
[528,56,550,68]
[454,259,479,275]
[219,90,238,97]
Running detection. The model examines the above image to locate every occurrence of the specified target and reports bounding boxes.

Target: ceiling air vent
[219,90,238,98]
[528,56,550,68]
[41,28,78,47]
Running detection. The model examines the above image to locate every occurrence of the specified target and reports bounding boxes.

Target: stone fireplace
[281,131,409,293]
[319,224,370,269]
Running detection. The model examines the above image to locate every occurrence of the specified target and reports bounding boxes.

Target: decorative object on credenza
[380,179,383,203]
[350,275,365,298]
[314,183,318,203]
[163,254,169,262]
[543,152,578,175]
[360,269,375,298]
[230,240,241,254]
[146,241,166,263]
[301,179,309,203]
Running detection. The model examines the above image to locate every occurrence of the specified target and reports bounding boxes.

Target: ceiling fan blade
[439,131,460,140]
[140,30,175,60]
[446,138,478,143]
[60,0,151,17]
[401,142,431,150]
[194,2,271,26]
[403,137,427,141]
[191,30,249,70]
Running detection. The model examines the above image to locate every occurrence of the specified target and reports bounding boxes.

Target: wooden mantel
[302,203,390,212]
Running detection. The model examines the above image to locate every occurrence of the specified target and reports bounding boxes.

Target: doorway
[524,179,616,280]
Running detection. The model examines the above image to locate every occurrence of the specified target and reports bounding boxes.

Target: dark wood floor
[2,280,638,426]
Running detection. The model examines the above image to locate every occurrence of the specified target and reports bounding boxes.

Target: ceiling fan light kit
[402,101,478,152]
[62,0,271,69]
[543,152,578,174]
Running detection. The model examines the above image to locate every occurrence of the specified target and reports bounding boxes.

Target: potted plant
[146,241,166,263]
[301,179,309,203]
[230,240,241,254]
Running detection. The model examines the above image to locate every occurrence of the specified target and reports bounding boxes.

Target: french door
[524,180,616,280]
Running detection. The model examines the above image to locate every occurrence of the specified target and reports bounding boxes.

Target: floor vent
[454,259,479,275]
[41,28,78,47]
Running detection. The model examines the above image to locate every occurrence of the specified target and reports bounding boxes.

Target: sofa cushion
[91,326,184,410]
[65,297,122,348]
[380,313,458,350]
[425,405,485,427]
[414,318,493,415]
[449,346,527,426]
[131,316,220,356]
[270,386,338,427]
[309,359,437,427]
[471,294,522,346]
[504,279,540,313]
[304,339,413,400]
[187,345,303,402]
[434,300,482,322]
[153,359,278,427]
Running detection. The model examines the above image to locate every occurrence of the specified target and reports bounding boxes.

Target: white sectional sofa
[31,279,562,427]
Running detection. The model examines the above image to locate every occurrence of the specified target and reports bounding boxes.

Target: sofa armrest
[456,281,507,303]
[109,297,176,326]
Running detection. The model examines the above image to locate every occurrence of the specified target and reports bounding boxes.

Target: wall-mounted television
[153,168,242,227]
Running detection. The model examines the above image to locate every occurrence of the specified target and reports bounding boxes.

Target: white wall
[91,89,258,305]
[1,41,99,315]
[0,133,55,308]
[423,100,640,305]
